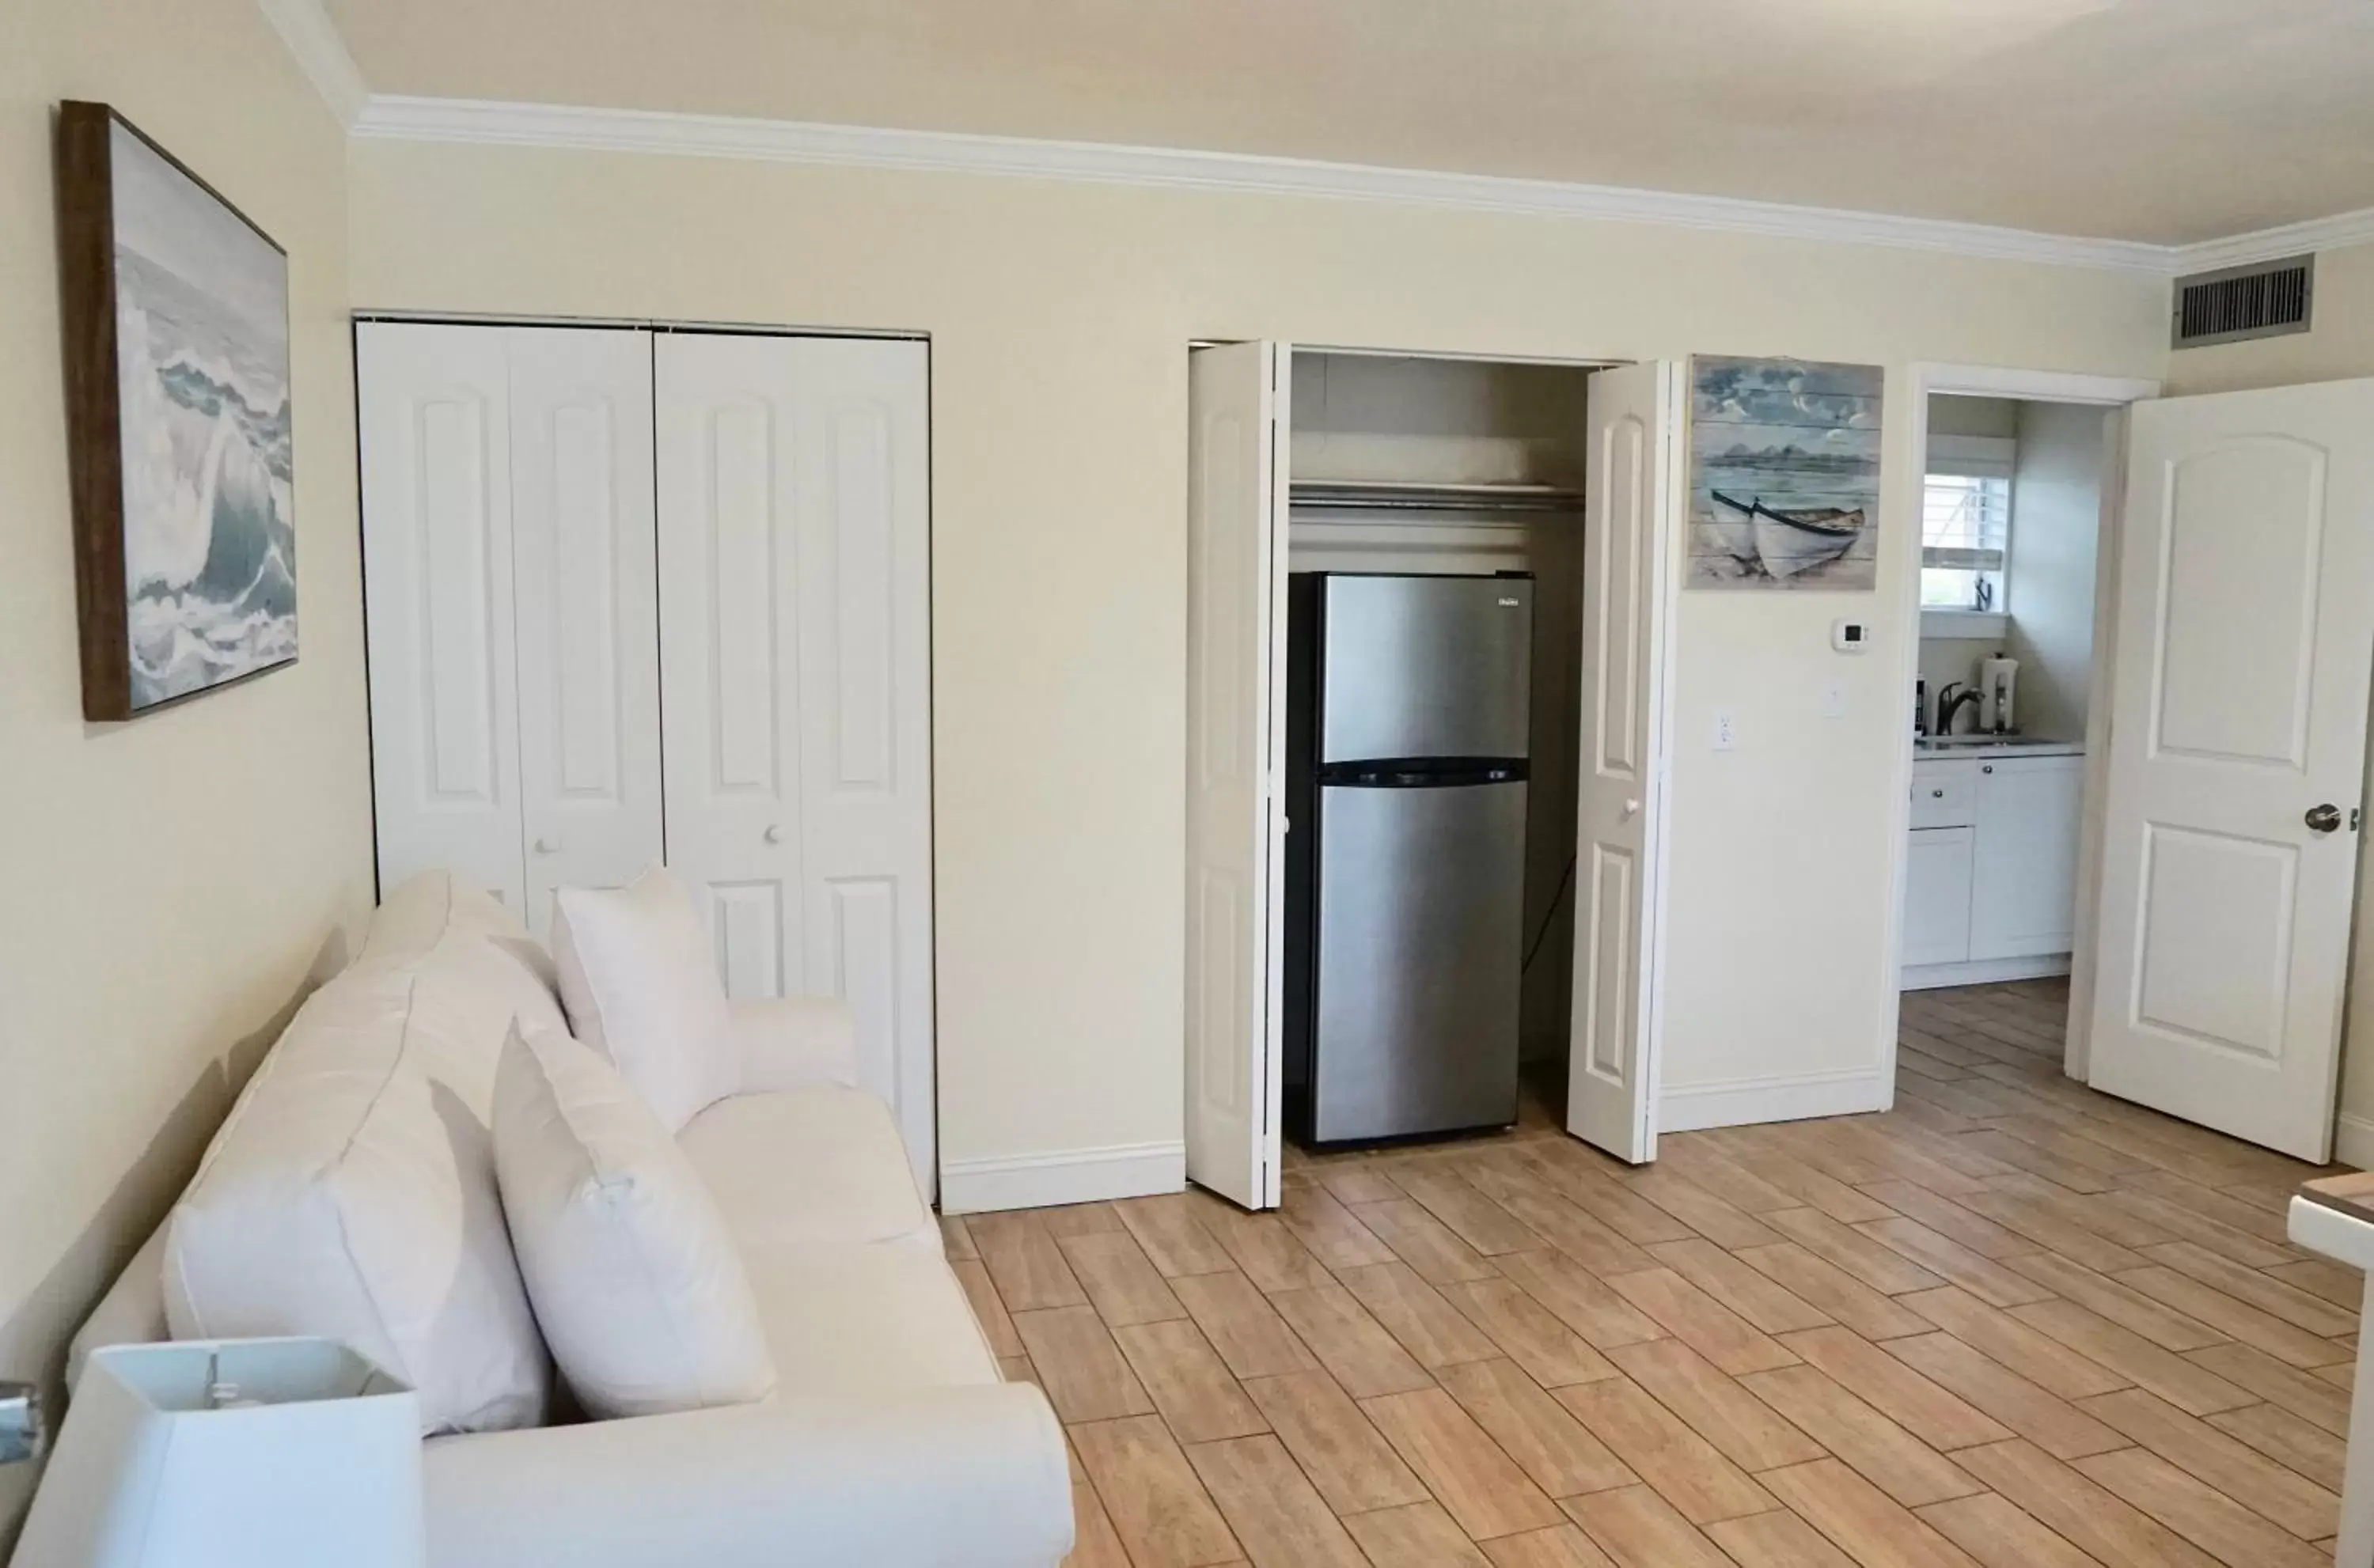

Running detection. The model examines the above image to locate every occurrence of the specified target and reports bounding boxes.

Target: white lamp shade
[13,1339,424,1568]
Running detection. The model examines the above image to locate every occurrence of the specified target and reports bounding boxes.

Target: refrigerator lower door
[1312,778,1526,1142]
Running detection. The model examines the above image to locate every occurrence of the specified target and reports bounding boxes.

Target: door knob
[533,836,562,854]
[2306,803,2344,834]
[763,824,783,845]
[1624,798,1640,817]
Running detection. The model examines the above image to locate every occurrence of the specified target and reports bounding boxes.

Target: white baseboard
[2334,1113,2374,1173]
[1901,954,2071,991]
[940,1140,1185,1214]
[1660,1067,1891,1134]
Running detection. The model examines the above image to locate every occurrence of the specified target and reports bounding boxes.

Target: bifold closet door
[654,334,935,1187]
[509,330,663,935]
[360,323,526,912]
[360,322,663,937]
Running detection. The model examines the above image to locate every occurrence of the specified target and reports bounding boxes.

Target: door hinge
[2353,806,2362,833]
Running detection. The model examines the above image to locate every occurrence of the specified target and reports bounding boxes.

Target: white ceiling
[320,0,2374,245]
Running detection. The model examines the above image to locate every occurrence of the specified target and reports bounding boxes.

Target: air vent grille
[2173,256,2314,348]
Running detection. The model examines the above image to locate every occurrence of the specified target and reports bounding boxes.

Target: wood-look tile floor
[944,980,2363,1568]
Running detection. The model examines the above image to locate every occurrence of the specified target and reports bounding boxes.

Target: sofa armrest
[730,994,861,1093]
[423,1383,1071,1568]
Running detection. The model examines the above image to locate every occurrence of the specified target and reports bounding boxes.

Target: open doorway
[1890,365,2374,1166]
[1898,388,2118,1096]
[1185,343,1680,1210]
[1900,392,2114,996]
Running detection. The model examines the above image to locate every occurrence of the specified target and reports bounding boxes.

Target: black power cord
[1521,853,1578,972]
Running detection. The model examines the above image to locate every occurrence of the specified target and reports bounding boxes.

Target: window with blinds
[1922,434,2013,612]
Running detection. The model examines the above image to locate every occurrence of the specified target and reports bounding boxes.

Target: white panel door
[358,322,527,914]
[1567,361,1678,1164]
[1185,342,1288,1211]
[785,338,933,1180]
[2089,378,2374,1161]
[656,333,935,1188]
[1968,756,2082,961]
[508,328,663,938]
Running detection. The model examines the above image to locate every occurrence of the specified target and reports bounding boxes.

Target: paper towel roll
[1980,655,2018,734]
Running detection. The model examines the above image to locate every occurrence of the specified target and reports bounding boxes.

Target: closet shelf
[1289,479,1585,515]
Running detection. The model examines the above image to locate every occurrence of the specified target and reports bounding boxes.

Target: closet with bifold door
[357,320,936,1187]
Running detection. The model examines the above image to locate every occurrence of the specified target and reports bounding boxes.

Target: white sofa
[67,874,1074,1568]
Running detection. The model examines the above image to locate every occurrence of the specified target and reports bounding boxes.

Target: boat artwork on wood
[1689,355,1883,589]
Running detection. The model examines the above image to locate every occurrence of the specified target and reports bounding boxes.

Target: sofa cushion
[359,871,569,1120]
[163,871,559,1435]
[739,1244,1001,1397]
[551,868,739,1133]
[495,1027,777,1419]
[678,1088,939,1254]
[165,963,552,1434]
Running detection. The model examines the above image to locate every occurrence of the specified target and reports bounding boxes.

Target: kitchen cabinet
[1902,749,2084,987]
[1902,827,1976,968]
[1970,755,2084,960]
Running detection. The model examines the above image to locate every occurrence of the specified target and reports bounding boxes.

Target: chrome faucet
[1935,682,1983,736]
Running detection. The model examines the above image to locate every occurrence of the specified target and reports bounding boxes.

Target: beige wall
[1926,394,2022,439]
[346,138,2170,1165]
[2,0,372,1540]
[2164,241,2374,1162]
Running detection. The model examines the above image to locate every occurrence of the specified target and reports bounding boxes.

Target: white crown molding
[351,94,2181,274]
[255,0,367,129]
[2171,206,2374,276]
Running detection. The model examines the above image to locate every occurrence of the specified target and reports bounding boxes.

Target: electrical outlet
[1822,680,1848,718]
[1712,710,1737,751]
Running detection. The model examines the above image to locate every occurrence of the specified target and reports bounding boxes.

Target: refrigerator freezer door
[1321,576,1531,763]
[1312,778,1526,1141]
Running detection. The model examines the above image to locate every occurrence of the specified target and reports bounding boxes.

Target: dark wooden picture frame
[55,100,297,721]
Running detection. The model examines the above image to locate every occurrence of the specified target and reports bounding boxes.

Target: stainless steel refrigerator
[1284,572,1532,1144]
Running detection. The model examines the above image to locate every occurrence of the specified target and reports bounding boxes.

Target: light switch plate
[1822,680,1848,718]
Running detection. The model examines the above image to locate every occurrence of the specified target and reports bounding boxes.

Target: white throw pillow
[550,867,739,1131]
[494,1025,777,1418]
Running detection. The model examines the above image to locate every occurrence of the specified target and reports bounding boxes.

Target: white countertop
[1910,737,2086,760]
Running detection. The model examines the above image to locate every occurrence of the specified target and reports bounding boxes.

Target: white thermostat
[1832,619,1871,653]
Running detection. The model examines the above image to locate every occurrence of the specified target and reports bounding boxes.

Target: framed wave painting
[1687,355,1883,590]
[56,101,296,718]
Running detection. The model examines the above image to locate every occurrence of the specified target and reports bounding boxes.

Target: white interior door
[1185,342,1289,1210]
[358,322,527,914]
[2088,377,2374,1161]
[655,332,936,1188]
[508,328,663,938]
[1566,360,1679,1164]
